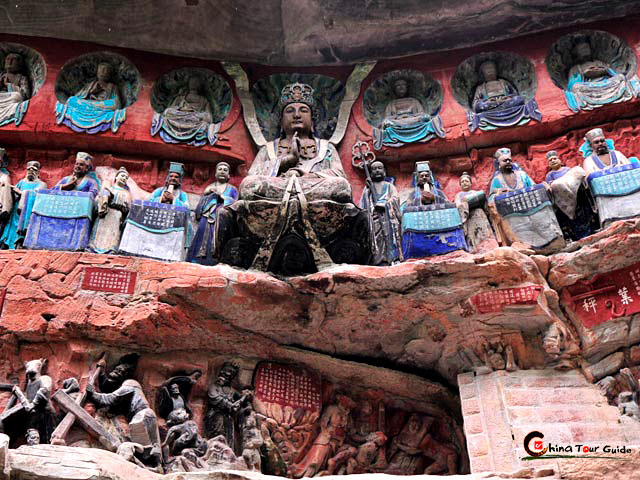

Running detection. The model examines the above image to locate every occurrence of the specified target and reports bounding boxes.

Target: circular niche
[363,69,443,127]
[151,67,232,124]
[251,73,345,141]
[0,42,46,99]
[545,30,638,90]
[55,51,141,108]
[450,51,538,110]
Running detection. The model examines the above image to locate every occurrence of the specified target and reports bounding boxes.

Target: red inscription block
[565,262,640,329]
[81,268,137,294]
[470,285,542,313]
[255,362,322,412]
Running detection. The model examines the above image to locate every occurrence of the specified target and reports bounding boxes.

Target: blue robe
[55,81,126,134]
[360,181,403,264]
[187,184,238,265]
[489,170,534,200]
[0,178,47,249]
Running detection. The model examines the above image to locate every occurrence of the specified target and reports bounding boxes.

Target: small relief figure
[488,147,564,252]
[0,358,56,445]
[454,172,498,253]
[372,77,444,149]
[149,162,189,207]
[187,162,238,265]
[205,362,253,448]
[151,75,220,146]
[469,60,541,132]
[543,322,579,370]
[385,413,457,475]
[55,62,127,133]
[88,167,132,253]
[0,53,30,126]
[289,394,356,478]
[86,355,161,446]
[0,160,46,249]
[0,148,13,228]
[240,408,263,471]
[54,152,101,196]
[359,160,403,265]
[156,370,202,420]
[544,150,594,241]
[566,41,640,112]
[163,408,208,468]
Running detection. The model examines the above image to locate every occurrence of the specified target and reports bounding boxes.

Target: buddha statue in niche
[472,60,524,113]
[565,41,640,112]
[151,75,220,146]
[0,52,30,126]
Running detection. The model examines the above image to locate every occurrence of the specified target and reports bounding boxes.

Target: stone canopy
[2,0,640,66]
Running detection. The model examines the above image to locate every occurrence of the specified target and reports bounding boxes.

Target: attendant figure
[488,148,534,200]
[55,62,126,133]
[582,128,634,174]
[468,60,541,132]
[0,149,13,235]
[0,53,30,126]
[565,41,640,112]
[54,152,100,197]
[581,128,640,228]
[151,76,220,146]
[88,167,132,253]
[187,162,238,265]
[150,162,189,207]
[454,172,498,252]
[0,160,46,249]
[401,161,447,209]
[359,160,402,265]
[544,150,594,240]
[372,77,444,149]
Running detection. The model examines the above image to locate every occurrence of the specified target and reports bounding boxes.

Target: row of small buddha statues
[0,82,638,275]
[0,356,462,476]
[1,31,639,144]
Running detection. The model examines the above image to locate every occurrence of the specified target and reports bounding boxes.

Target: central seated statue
[219,82,368,275]
[239,83,351,203]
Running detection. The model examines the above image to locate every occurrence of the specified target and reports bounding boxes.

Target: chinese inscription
[470,285,542,313]
[82,267,136,294]
[255,362,321,412]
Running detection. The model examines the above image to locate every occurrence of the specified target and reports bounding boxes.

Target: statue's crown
[280,82,314,109]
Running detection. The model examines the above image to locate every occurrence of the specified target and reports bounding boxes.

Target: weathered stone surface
[0,248,559,383]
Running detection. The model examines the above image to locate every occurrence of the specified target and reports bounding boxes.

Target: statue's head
[215,161,230,183]
[169,383,181,397]
[108,359,136,383]
[370,160,386,181]
[4,53,23,73]
[406,413,422,432]
[573,41,592,62]
[546,150,562,171]
[216,361,239,386]
[479,60,498,82]
[114,166,129,188]
[96,62,113,82]
[25,161,41,181]
[336,394,356,410]
[24,358,47,382]
[459,172,472,192]
[367,431,387,447]
[187,76,203,93]
[74,152,94,177]
[585,128,608,155]
[25,428,40,446]
[166,162,185,187]
[392,78,409,98]
[279,83,314,136]
[415,161,433,187]
[494,147,513,173]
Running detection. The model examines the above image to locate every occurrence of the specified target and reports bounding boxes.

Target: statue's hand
[290,132,300,162]
[421,190,435,205]
[161,190,174,204]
